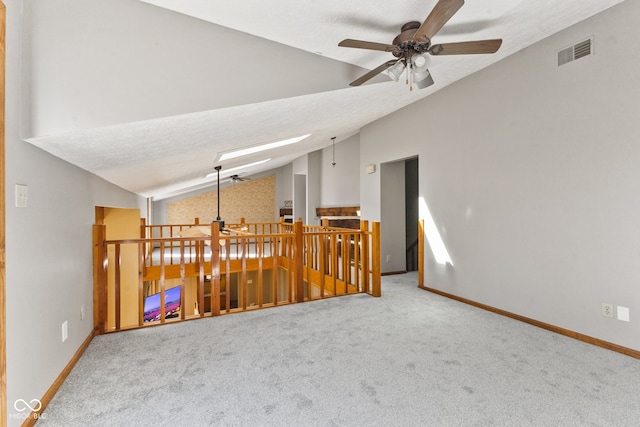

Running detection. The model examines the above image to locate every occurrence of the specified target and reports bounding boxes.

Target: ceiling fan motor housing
[392,21,431,58]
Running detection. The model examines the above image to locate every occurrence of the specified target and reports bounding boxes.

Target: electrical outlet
[81,304,85,320]
[602,303,614,318]
[61,321,68,342]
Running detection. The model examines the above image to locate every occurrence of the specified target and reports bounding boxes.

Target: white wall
[5,1,145,424]
[320,134,360,207]
[307,150,322,225]
[291,151,323,225]
[380,161,406,273]
[360,0,640,351]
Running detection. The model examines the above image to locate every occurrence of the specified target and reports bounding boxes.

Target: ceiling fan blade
[338,39,398,53]
[429,39,502,55]
[414,0,465,42]
[349,60,399,87]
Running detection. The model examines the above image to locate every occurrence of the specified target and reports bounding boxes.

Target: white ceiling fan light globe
[411,53,430,72]
[413,69,434,89]
[386,61,406,81]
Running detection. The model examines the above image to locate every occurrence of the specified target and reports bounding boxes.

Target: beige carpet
[38,273,640,426]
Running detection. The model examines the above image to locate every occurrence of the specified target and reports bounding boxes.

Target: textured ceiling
[25,0,623,200]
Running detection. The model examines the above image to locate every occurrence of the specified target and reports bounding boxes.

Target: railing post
[93,224,108,334]
[139,218,146,238]
[418,219,425,288]
[371,222,381,297]
[360,220,369,294]
[211,222,221,316]
[294,220,304,303]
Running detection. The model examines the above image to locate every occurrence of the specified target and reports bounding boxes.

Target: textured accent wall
[167,175,276,224]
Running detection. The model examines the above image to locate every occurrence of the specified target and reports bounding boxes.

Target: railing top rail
[104,228,371,245]
[144,222,283,228]
[302,230,369,236]
[105,233,295,245]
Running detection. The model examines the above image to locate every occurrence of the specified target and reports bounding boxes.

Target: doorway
[405,158,419,271]
[380,157,419,274]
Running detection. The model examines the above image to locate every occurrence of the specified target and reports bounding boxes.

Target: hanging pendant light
[331,137,337,167]
[213,165,225,228]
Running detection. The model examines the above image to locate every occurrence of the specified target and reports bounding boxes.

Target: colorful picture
[143,286,181,322]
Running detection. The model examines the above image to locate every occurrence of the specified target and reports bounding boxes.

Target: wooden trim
[21,329,96,426]
[418,285,640,360]
[1,4,7,425]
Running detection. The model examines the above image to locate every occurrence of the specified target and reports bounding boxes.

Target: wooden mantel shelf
[316,206,360,217]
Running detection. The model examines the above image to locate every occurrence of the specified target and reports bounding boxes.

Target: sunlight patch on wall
[419,197,453,266]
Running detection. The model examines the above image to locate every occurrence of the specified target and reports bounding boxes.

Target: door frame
[1,2,8,425]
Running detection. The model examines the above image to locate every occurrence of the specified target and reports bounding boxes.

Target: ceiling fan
[338,0,503,89]
[230,174,252,183]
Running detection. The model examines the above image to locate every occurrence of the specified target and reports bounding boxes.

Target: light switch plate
[15,184,28,208]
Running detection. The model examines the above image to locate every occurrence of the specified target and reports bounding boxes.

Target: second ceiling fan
[338,0,503,89]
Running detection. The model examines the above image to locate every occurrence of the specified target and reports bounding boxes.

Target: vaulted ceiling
[23,0,622,200]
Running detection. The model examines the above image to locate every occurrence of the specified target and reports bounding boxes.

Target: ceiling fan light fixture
[386,61,406,81]
[411,53,430,72]
[413,70,434,89]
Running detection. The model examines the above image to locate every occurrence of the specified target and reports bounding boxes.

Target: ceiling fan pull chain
[405,62,409,86]
[409,61,413,91]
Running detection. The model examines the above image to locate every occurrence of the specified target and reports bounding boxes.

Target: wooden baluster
[305,234,312,299]
[197,236,205,317]
[272,236,279,306]
[353,232,360,293]
[294,220,304,303]
[241,237,247,311]
[319,232,326,298]
[342,233,349,294]
[331,233,338,295]
[211,222,221,316]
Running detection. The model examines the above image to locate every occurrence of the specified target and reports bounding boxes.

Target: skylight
[205,159,271,178]
[218,134,311,161]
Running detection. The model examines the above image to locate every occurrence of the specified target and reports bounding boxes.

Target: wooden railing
[93,220,380,333]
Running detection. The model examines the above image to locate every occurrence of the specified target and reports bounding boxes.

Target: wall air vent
[557,37,593,66]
